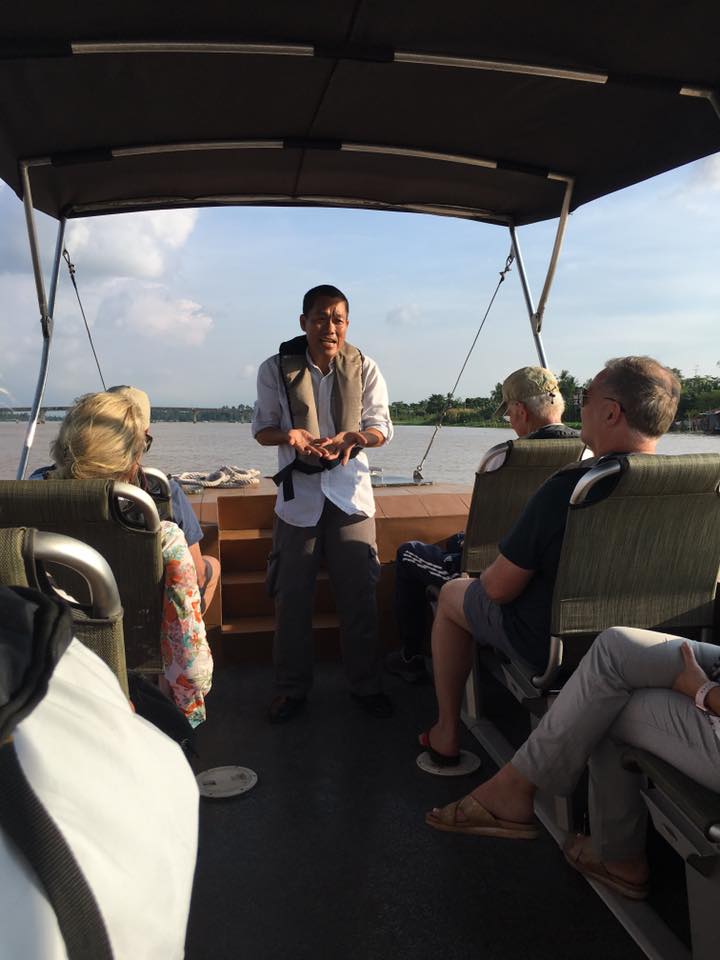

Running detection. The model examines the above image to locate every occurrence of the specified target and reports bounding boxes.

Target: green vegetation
[390,369,720,427]
[3,369,718,426]
[150,404,254,423]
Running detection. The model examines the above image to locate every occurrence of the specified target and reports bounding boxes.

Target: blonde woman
[49,391,213,727]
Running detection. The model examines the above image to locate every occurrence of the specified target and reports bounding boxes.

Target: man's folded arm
[480,554,535,605]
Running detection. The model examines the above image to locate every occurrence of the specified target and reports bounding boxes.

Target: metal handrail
[142,466,173,501]
[113,482,161,533]
[476,441,511,474]
[569,459,623,506]
[531,635,564,691]
[33,529,122,619]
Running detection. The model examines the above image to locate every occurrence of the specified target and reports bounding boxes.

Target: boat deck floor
[185,662,662,960]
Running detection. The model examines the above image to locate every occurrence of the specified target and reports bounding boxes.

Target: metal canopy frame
[17,163,66,479]
[15,160,571,477]
[11,40,719,476]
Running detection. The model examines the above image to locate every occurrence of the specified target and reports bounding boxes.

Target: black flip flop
[420,730,461,767]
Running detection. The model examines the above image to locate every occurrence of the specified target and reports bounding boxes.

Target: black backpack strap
[0,738,114,960]
[272,455,340,501]
[0,585,114,960]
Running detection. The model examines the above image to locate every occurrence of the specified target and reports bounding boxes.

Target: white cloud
[240,363,256,379]
[65,209,198,280]
[689,154,720,191]
[671,154,720,213]
[97,281,212,346]
[385,303,422,326]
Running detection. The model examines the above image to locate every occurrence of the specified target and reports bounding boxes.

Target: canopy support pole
[17,162,66,479]
[508,175,575,368]
[508,226,548,368]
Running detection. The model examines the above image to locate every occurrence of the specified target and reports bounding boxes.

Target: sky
[0,153,719,409]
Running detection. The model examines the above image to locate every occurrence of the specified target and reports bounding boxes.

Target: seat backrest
[0,526,128,696]
[462,437,586,574]
[552,453,720,639]
[141,467,174,522]
[0,480,164,672]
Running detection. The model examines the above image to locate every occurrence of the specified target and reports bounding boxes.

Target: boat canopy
[1,1,720,226]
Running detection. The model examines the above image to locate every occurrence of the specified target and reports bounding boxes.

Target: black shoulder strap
[0,585,114,960]
[278,334,308,356]
[0,739,114,960]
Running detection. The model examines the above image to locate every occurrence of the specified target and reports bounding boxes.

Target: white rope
[175,466,261,488]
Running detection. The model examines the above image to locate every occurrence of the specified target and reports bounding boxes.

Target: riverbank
[393,418,583,429]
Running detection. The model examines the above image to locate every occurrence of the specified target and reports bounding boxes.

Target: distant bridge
[10,406,245,424]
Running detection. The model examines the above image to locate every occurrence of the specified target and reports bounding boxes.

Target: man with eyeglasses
[421,356,681,766]
[388,366,578,685]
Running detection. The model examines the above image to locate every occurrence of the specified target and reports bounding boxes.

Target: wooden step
[220,612,340,636]
[217,494,276,531]
[219,533,273,572]
[218,528,273,541]
[222,569,334,618]
[222,569,330,587]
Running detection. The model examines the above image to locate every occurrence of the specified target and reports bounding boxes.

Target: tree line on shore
[3,369,718,426]
[389,369,720,426]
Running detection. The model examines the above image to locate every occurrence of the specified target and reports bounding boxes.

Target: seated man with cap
[388,366,578,684]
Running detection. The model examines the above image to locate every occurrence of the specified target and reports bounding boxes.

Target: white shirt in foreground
[0,639,199,960]
[252,350,393,527]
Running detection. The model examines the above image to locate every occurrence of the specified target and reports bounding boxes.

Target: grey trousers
[268,499,382,698]
[512,626,720,860]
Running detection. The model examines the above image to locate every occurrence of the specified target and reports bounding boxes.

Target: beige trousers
[512,626,720,860]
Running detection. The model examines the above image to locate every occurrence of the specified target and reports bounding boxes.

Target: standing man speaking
[253,285,394,723]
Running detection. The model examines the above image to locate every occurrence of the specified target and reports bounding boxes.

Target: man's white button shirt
[252,350,393,527]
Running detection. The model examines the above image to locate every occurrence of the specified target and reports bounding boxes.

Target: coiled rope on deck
[413,249,514,482]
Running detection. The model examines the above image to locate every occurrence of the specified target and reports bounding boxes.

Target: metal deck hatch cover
[417,749,482,777]
[1,1,719,224]
[196,765,258,798]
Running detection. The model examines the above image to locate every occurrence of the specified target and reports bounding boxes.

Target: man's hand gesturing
[316,430,368,466]
[287,428,331,458]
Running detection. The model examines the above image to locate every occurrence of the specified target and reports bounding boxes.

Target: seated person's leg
[426,627,720,898]
[198,555,220,613]
[423,578,476,757]
[390,540,454,682]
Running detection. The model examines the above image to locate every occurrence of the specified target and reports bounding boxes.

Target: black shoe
[351,692,394,719]
[268,695,306,724]
[385,649,431,685]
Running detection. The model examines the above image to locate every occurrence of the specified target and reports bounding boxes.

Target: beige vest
[278,335,364,466]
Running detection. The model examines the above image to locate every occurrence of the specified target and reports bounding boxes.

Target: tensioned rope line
[62,248,107,390]
[413,249,514,483]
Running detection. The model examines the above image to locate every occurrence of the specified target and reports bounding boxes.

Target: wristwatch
[695,681,720,712]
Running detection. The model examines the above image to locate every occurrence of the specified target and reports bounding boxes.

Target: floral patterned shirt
[160,521,213,727]
[708,656,720,743]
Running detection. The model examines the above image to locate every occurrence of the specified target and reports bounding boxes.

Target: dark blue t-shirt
[29,465,203,547]
[498,462,615,668]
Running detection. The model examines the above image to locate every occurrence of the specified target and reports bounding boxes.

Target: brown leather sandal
[563,834,649,900]
[425,793,540,839]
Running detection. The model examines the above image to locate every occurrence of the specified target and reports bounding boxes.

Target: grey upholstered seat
[0,525,127,695]
[0,480,163,672]
[462,437,586,575]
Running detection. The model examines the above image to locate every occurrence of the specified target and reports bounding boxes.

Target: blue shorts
[462,579,515,659]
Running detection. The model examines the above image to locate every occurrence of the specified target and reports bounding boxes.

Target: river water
[1,421,718,485]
